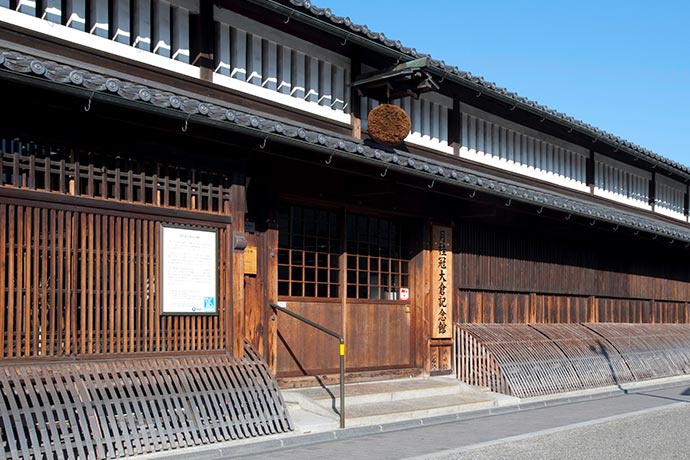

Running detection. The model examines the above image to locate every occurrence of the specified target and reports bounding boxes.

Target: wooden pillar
[230,177,246,358]
[265,226,279,372]
[190,0,215,81]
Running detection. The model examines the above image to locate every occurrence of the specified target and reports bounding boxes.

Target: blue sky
[328,0,690,166]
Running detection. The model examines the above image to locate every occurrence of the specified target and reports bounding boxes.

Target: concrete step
[344,393,495,427]
[284,377,497,432]
[287,377,465,407]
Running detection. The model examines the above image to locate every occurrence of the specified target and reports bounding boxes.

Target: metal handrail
[270,302,345,429]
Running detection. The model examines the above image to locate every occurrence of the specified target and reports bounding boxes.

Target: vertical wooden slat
[31,208,40,356]
[88,214,95,354]
[80,213,87,354]
[172,5,190,63]
[64,211,72,355]
[108,215,116,354]
[95,215,102,354]
[13,205,23,358]
[129,218,136,352]
[55,210,65,357]
[0,204,5,358]
[111,217,123,353]
[118,217,130,353]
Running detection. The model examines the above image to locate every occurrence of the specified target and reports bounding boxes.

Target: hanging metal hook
[590,220,596,226]
[613,225,619,231]
[325,153,334,165]
[669,239,675,244]
[537,207,543,214]
[539,116,545,123]
[565,213,571,220]
[428,179,435,189]
[259,136,268,149]
[652,234,658,240]
[505,199,511,207]
[84,91,95,112]
[181,113,192,132]
[634,230,640,235]
[469,190,476,198]
[381,166,390,178]
[509,104,517,111]
[685,242,689,248]
[284,10,294,24]
[341,33,351,46]
[475,90,482,98]
[439,71,449,84]
[568,127,573,133]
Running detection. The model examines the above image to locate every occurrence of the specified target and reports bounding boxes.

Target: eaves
[1,47,689,243]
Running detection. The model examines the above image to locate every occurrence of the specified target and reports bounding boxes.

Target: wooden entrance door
[271,206,415,376]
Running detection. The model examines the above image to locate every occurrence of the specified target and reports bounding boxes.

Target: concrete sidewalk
[140,375,690,460]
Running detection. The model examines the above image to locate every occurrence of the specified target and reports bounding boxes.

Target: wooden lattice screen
[0,149,233,359]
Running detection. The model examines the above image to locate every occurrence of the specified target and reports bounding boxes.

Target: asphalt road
[409,403,690,460]
[233,383,690,460]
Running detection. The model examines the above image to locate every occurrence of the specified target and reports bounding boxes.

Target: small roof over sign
[352,57,439,102]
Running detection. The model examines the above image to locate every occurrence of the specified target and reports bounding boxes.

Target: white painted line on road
[402,402,688,460]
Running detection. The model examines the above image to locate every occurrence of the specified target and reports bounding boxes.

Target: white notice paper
[161,225,218,314]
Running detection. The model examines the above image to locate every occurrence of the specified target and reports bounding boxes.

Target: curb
[141,376,690,459]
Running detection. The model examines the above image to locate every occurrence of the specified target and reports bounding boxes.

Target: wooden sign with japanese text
[431,225,453,338]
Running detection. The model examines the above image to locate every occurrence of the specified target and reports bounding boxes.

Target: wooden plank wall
[456,222,690,324]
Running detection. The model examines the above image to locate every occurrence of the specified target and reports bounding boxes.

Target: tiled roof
[278,0,690,178]
[2,47,689,242]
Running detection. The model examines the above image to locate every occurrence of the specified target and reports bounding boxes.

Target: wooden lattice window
[278,205,340,298]
[346,214,409,300]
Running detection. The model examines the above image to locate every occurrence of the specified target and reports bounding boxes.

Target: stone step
[288,377,465,407]
[343,393,495,427]
[284,377,498,432]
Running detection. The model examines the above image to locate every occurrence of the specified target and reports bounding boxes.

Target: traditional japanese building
[2,0,690,458]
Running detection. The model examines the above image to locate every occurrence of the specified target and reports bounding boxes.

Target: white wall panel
[655,175,687,221]
[459,104,589,192]
[593,153,651,210]
[214,6,350,120]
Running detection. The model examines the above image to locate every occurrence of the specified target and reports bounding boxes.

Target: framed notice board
[160,224,218,315]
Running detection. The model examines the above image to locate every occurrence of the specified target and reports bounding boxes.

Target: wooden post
[190,0,215,81]
[649,171,656,211]
[230,177,246,358]
[265,227,279,372]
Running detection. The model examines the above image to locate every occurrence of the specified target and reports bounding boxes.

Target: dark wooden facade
[2,0,690,386]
